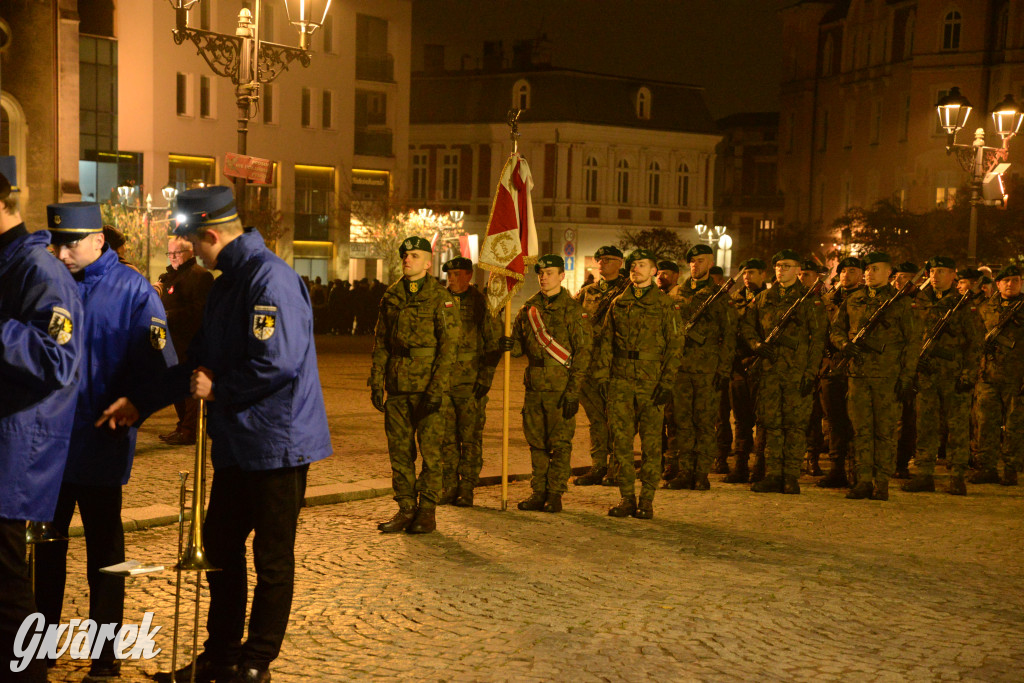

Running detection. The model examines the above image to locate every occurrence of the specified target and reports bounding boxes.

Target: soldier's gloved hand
[752,342,777,363]
[497,336,515,352]
[895,377,916,403]
[558,393,580,419]
[799,375,816,397]
[652,385,673,406]
[955,375,974,394]
[416,395,442,420]
[597,381,609,401]
[371,387,385,413]
[473,381,491,399]
[841,341,864,361]
[713,371,730,392]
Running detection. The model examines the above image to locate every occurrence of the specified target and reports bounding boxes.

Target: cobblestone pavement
[48,474,1024,681]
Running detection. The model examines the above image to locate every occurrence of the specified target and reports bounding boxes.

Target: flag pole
[499,109,521,512]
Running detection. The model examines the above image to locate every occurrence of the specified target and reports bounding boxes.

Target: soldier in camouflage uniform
[817,256,865,489]
[594,249,682,518]
[725,258,767,484]
[902,257,984,495]
[956,268,983,298]
[893,261,921,479]
[370,237,459,534]
[740,250,827,494]
[830,252,920,501]
[439,257,500,507]
[572,246,628,486]
[665,244,735,491]
[499,255,591,513]
[971,264,1024,486]
[799,259,828,476]
[657,260,682,478]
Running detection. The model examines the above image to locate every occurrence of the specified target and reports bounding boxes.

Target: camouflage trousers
[716,383,732,456]
[974,381,1024,473]
[897,397,917,472]
[441,392,486,488]
[757,372,813,479]
[672,372,718,477]
[806,383,825,454]
[914,373,969,475]
[730,373,764,458]
[580,381,612,468]
[609,380,663,502]
[847,377,901,483]
[384,393,446,507]
[522,390,576,494]
[821,374,853,464]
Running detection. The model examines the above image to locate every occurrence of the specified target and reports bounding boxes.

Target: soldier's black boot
[407,504,436,534]
[378,504,417,533]
[633,498,654,519]
[517,491,547,511]
[751,475,783,493]
[724,456,749,483]
[749,452,766,483]
[817,460,850,488]
[607,495,637,518]
[845,480,873,499]
[871,479,889,501]
[1002,467,1018,486]
[601,460,620,486]
[664,470,694,490]
[805,451,823,477]
[893,466,911,480]
[542,493,563,513]
[969,468,1000,484]
[454,482,475,507]
[947,473,967,496]
[693,473,711,491]
[662,460,679,482]
[901,474,935,492]
[782,476,801,494]
[712,452,730,474]
[438,487,457,506]
[572,466,607,486]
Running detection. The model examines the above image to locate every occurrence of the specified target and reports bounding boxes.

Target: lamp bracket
[257,40,311,83]
[951,144,1008,175]
[174,28,244,83]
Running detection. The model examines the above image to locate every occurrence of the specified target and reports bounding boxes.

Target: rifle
[984,297,1024,351]
[829,267,927,377]
[747,277,824,373]
[682,277,736,345]
[590,276,631,327]
[918,292,971,366]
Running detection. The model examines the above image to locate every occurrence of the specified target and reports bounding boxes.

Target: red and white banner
[478,152,538,315]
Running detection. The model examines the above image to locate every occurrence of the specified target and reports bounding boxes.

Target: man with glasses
[157,237,214,445]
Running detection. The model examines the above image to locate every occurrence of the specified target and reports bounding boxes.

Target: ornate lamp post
[116,184,180,278]
[935,87,1023,263]
[166,0,330,206]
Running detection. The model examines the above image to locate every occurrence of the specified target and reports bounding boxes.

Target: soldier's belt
[392,347,437,359]
[614,350,663,361]
[528,357,568,368]
[455,352,477,361]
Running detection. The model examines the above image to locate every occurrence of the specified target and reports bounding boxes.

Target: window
[822,35,834,76]
[262,82,276,124]
[636,87,651,119]
[904,11,916,60]
[997,4,1009,51]
[356,14,389,55]
[198,0,211,30]
[900,95,910,141]
[818,110,829,152]
[584,156,599,203]
[168,154,215,192]
[513,79,530,110]
[411,153,428,200]
[294,165,334,241]
[80,36,118,154]
[442,152,459,200]
[936,186,957,207]
[199,75,212,118]
[677,163,691,206]
[870,100,882,144]
[758,219,775,243]
[942,11,961,51]
[176,72,192,117]
[260,3,273,42]
[322,90,333,129]
[301,87,312,128]
[322,14,334,54]
[615,159,630,204]
[646,161,660,205]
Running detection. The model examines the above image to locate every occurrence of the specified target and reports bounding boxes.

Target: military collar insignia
[598,279,608,292]
[405,277,425,294]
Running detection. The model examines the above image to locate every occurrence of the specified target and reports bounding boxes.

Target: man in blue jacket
[35,201,176,681]
[0,160,83,683]
[99,186,332,683]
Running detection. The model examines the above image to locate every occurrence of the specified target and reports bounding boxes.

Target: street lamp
[934,88,1019,263]
[117,184,179,279]
[168,0,329,206]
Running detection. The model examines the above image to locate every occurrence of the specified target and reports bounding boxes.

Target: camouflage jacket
[730,284,765,369]
[739,281,827,379]
[447,286,500,396]
[912,286,984,381]
[978,292,1024,385]
[593,284,683,388]
[830,283,920,380]
[676,276,736,376]
[369,275,460,398]
[574,276,628,369]
[821,285,863,372]
[509,288,592,395]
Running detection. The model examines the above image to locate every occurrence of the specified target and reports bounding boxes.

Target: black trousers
[34,482,125,665]
[0,518,47,682]
[202,464,308,670]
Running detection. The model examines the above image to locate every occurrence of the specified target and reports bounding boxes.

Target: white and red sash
[526,305,572,367]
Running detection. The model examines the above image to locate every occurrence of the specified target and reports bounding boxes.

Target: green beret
[594,245,623,260]
[442,257,473,273]
[980,275,994,285]
[995,264,1023,281]
[657,260,679,273]
[399,236,433,257]
[685,244,714,261]
[771,249,801,265]
[957,268,982,280]
[863,252,892,266]
[894,262,918,275]
[709,265,724,276]
[739,258,767,271]
[837,256,865,273]
[534,254,565,273]
[926,256,956,270]
[625,248,658,269]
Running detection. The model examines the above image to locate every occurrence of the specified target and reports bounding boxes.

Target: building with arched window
[409,51,720,293]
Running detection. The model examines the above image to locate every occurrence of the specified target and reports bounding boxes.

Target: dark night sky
[411,0,788,120]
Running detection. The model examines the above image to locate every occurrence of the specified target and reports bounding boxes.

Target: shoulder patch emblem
[444,300,454,308]
[47,306,73,345]
[252,306,277,341]
[150,323,167,350]
[581,312,589,318]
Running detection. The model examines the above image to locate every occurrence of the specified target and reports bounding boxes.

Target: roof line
[411,66,706,91]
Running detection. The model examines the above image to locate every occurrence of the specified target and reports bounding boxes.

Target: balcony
[354,128,393,157]
[356,54,395,82]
